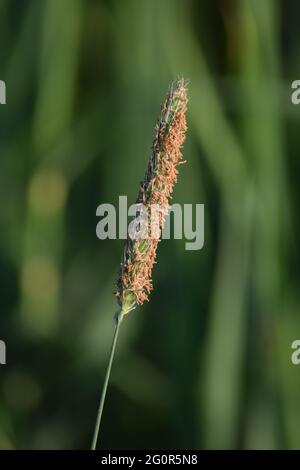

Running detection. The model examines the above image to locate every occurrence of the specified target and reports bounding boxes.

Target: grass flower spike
[116,79,188,317]
[91,79,188,450]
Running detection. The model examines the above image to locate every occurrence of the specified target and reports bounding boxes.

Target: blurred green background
[0,0,300,450]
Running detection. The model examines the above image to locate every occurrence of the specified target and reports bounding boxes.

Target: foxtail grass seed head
[116,79,188,318]
[92,80,188,451]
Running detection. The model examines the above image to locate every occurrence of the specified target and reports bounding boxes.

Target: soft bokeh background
[0,0,299,450]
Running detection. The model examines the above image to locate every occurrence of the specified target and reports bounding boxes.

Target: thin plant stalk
[91,313,122,450]
[91,79,188,450]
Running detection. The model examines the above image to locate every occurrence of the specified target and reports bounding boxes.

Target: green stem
[91,312,122,450]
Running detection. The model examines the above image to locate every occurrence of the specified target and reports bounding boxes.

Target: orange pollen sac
[116,79,188,314]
